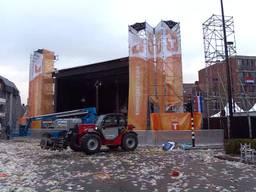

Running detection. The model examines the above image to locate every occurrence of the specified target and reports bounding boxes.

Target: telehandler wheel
[69,133,82,152]
[40,133,51,149]
[121,132,138,151]
[81,134,101,155]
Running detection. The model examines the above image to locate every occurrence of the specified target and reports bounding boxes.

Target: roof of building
[54,57,128,78]
[0,75,19,94]
[235,55,256,59]
[199,55,256,72]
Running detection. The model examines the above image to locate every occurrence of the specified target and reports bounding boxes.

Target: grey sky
[0,0,255,103]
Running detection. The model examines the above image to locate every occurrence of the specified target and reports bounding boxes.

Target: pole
[95,80,101,114]
[220,0,233,118]
[189,98,195,147]
[96,85,99,114]
[221,0,233,139]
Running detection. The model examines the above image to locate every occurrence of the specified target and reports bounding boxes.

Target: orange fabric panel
[28,75,43,117]
[128,57,148,130]
[150,112,202,130]
[165,55,183,107]
[156,57,165,113]
[128,24,154,130]
[150,113,161,131]
[193,112,202,130]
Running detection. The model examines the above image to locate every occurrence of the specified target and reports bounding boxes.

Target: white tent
[211,111,221,117]
[249,103,256,112]
[211,102,244,117]
[224,102,244,115]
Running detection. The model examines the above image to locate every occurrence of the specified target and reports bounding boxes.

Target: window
[237,59,242,69]
[102,116,113,127]
[112,116,118,126]
[253,60,256,68]
[239,72,243,79]
[212,78,218,82]
[244,84,255,93]
[0,105,4,112]
[240,85,244,92]
[119,116,126,126]
[102,115,118,127]
[241,59,246,69]
[214,102,220,110]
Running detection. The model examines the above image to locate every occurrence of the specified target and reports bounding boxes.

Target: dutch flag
[194,96,203,113]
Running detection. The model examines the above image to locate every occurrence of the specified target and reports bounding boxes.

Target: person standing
[0,123,2,138]
[5,124,10,140]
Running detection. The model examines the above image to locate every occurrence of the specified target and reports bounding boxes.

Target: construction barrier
[136,129,224,146]
[29,129,223,147]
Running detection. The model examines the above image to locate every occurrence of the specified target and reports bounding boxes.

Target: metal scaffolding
[203,14,236,65]
[202,14,236,118]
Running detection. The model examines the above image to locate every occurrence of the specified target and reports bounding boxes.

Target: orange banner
[155,21,183,112]
[128,57,148,130]
[28,49,55,117]
[128,23,154,130]
[150,112,202,131]
[128,21,191,130]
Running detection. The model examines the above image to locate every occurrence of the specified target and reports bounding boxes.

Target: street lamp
[220,0,233,118]
[94,80,102,114]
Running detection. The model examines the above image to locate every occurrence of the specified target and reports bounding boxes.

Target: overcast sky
[0,0,255,104]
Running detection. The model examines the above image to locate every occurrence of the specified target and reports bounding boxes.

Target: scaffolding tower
[202,14,236,117]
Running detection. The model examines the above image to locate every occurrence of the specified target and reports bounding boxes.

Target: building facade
[198,55,256,116]
[0,75,24,133]
[183,81,202,105]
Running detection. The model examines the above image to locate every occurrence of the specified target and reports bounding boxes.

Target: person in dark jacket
[5,124,10,140]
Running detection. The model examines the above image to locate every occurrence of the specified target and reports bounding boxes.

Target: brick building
[183,81,202,104]
[198,55,256,116]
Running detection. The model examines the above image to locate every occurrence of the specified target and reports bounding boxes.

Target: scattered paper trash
[162,141,175,151]
[93,172,111,180]
[180,143,192,150]
[0,172,8,177]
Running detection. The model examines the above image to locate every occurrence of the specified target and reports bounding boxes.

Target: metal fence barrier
[136,129,224,146]
[30,129,224,147]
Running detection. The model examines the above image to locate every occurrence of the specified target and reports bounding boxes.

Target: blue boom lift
[23,108,97,148]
